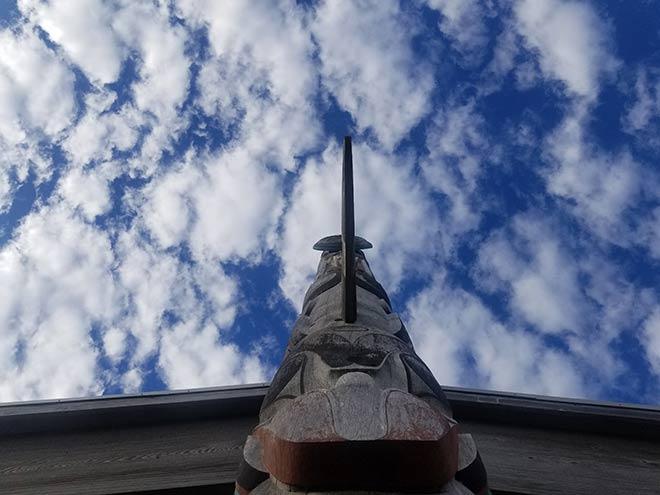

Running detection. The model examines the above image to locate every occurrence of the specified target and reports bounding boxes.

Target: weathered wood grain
[461,421,660,495]
[0,417,255,495]
[1,415,658,495]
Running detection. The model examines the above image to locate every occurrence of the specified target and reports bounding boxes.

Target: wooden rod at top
[341,136,357,323]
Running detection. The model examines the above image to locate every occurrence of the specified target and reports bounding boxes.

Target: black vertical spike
[342,136,357,323]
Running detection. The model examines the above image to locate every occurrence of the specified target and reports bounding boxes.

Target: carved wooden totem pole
[236,138,490,495]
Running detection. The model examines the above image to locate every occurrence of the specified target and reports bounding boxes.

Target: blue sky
[0,0,659,404]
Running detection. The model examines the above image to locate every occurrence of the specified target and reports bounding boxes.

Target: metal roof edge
[0,383,658,439]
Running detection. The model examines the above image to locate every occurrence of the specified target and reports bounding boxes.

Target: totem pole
[236,137,490,495]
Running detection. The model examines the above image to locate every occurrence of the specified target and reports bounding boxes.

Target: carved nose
[330,372,386,440]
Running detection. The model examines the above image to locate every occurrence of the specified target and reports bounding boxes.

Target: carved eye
[356,275,391,307]
[261,354,307,410]
[301,271,341,309]
[400,354,452,413]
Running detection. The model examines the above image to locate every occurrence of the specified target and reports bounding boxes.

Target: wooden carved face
[237,249,467,494]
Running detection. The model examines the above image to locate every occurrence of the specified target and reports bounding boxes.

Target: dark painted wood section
[110,485,524,495]
[1,415,659,494]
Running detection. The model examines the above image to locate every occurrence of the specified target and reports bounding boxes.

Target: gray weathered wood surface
[1,415,659,494]
[0,417,253,495]
[464,421,660,494]
[1,385,659,494]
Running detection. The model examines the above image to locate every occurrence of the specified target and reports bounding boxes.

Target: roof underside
[1,384,659,495]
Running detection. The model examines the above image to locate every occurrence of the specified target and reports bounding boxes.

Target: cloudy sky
[0,0,659,405]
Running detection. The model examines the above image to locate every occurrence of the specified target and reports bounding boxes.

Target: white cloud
[407,273,586,397]
[1,2,186,224]
[19,0,125,85]
[0,204,120,401]
[0,28,75,141]
[102,327,127,364]
[158,320,268,389]
[115,229,192,365]
[142,160,198,250]
[110,1,191,169]
[142,147,284,261]
[642,310,660,375]
[117,225,258,387]
[425,0,490,66]
[488,29,518,76]
[623,68,660,153]
[277,153,342,307]
[544,104,641,244]
[113,2,189,120]
[188,148,284,262]
[178,0,316,108]
[514,0,619,98]
[183,0,322,170]
[422,100,491,241]
[0,173,11,213]
[7,307,103,401]
[121,367,143,393]
[0,27,75,210]
[192,261,238,329]
[581,257,640,331]
[313,0,435,149]
[624,69,660,132]
[194,56,322,171]
[411,203,657,396]
[477,214,585,334]
[18,0,191,176]
[63,95,141,166]
[0,139,50,212]
[140,117,289,263]
[480,28,543,94]
[513,268,578,332]
[640,207,660,260]
[58,162,118,221]
[0,0,657,405]
[474,211,658,388]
